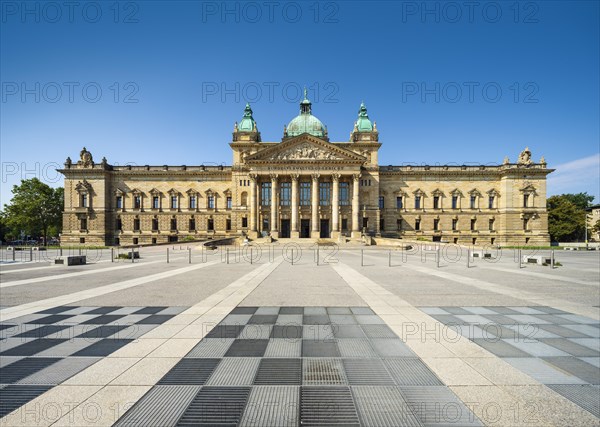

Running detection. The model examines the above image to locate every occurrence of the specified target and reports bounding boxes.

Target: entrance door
[320,219,330,238]
[300,219,310,238]
[280,219,290,238]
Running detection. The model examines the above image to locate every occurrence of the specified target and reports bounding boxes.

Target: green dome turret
[286,89,327,138]
[355,102,373,132]
[238,103,257,132]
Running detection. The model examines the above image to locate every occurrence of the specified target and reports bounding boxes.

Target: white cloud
[547,153,600,200]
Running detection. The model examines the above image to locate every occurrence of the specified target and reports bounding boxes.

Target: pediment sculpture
[268,143,345,161]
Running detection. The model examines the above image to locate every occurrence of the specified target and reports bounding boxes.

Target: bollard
[189,248,192,264]
[226,248,229,264]
[361,249,364,267]
[12,249,15,262]
[389,250,391,267]
[551,250,555,269]
[30,248,33,262]
[167,248,170,263]
[291,248,294,266]
[316,246,319,266]
[111,248,114,262]
[250,248,253,265]
[132,248,134,263]
[60,247,63,256]
[467,249,470,268]
[518,249,522,269]
[436,247,440,268]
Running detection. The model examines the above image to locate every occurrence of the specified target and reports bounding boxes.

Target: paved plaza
[0,243,599,426]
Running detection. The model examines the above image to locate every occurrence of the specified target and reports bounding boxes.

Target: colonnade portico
[247,172,361,239]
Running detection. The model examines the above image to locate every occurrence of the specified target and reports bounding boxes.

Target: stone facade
[59,100,553,246]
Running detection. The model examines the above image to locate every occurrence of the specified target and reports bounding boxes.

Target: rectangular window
[379,196,385,209]
[207,218,214,231]
[171,196,178,209]
[133,196,141,209]
[319,182,331,206]
[452,196,458,209]
[153,196,160,209]
[415,196,421,209]
[208,195,215,209]
[133,218,140,231]
[190,196,197,209]
[300,182,311,206]
[396,196,403,209]
[433,196,439,209]
[397,218,403,231]
[342,218,348,230]
[488,196,494,209]
[433,219,439,231]
[523,217,529,230]
[471,219,476,231]
[226,219,231,231]
[226,196,232,209]
[81,194,88,207]
[261,182,271,206]
[280,182,291,206]
[242,217,248,228]
[116,218,122,231]
[339,182,349,206]
[80,218,87,230]
[470,195,477,209]
[452,219,457,231]
[152,218,158,231]
[116,196,123,209]
[415,219,421,231]
[262,217,270,232]
[171,218,177,230]
[189,218,196,231]
[133,237,138,245]
[380,218,384,231]
[489,218,495,231]
[523,194,529,208]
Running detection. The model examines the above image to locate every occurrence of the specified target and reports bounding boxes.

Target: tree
[560,192,595,210]
[547,195,588,242]
[3,179,63,245]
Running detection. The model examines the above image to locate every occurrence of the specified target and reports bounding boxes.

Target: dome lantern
[284,88,327,140]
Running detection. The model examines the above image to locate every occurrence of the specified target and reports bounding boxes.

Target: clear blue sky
[1,0,599,205]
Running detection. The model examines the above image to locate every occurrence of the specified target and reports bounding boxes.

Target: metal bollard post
[60,247,63,256]
[551,250,555,269]
[226,248,229,264]
[12,249,15,262]
[132,248,134,263]
[291,248,294,265]
[189,248,192,264]
[518,249,522,268]
[250,248,253,265]
[316,246,319,266]
[111,248,114,262]
[436,247,440,268]
[361,249,364,267]
[167,248,169,263]
[30,248,33,262]
[467,249,470,268]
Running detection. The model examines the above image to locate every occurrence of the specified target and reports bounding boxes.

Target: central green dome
[286,90,326,138]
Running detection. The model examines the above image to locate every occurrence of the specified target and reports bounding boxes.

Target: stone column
[352,173,361,238]
[270,174,278,238]
[291,174,299,238]
[331,174,340,238]
[311,173,320,238]
[249,174,257,237]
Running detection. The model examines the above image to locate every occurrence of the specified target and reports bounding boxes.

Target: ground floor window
[80,237,85,244]
[151,238,156,245]
[189,218,196,231]
[415,219,421,231]
[397,219,402,231]
[226,219,231,231]
[133,238,138,245]
[262,217,270,232]
[207,218,214,231]
[242,217,248,228]
[342,218,348,231]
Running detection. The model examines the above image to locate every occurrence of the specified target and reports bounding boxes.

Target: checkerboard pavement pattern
[0,305,188,417]
[114,306,482,427]
[421,306,600,418]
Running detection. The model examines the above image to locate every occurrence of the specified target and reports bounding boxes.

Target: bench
[523,255,551,265]
[55,256,86,266]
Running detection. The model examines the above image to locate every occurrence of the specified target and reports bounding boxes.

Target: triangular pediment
[246,134,366,164]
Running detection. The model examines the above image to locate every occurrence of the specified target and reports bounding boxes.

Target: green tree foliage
[547,193,592,242]
[2,179,63,245]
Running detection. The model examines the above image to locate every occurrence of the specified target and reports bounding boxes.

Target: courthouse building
[60,94,553,246]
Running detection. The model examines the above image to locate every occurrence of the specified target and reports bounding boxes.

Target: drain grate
[239,325,272,340]
[271,325,302,340]
[355,315,385,325]
[333,325,366,339]
[369,339,416,357]
[543,357,600,384]
[26,314,74,324]
[158,358,220,385]
[176,386,251,426]
[254,358,302,385]
[384,359,443,386]
[17,357,100,385]
[0,357,61,384]
[361,325,397,339]
[337,339,378,358]
[75,325,130,339]
[0,338,68,356]
[343,359,395,385]
[115,385,200,427]
[205,325,243,339]
[302,341,340,357]
[547,384,600,418]
[240,386,299,427]
[186,339,234,358]
[329,315,358,325]
[72,338,133,357]
[264,339,302,358]
[303,325,334,341]
[225,339,269,357]
[302,359,346,385]
[207,358,260,386]
[300,386,360,426]
[0,385,53,417]
[15,325,71,339]
[82,314,126,324]
[352,386,422,427]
